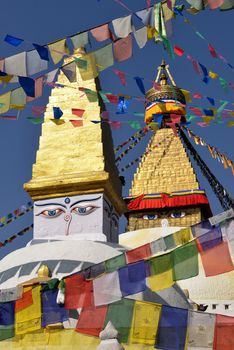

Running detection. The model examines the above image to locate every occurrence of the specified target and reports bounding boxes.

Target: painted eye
[142,214,158,220]
[171,212,186,218]
[72,206,98,216]
[40,209,64,218]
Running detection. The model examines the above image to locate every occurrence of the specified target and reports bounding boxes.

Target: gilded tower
[125,61,211,231]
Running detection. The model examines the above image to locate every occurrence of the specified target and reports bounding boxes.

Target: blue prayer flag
[42,289,68,327]
[155,305,188,350]
[33,44,50,61]
[19,76,35,97]
[199,63,208,77]
[152,114,163,127]
[134,77,146,95]
[203,109,214,116]
[207,97,215,106]
[0,302,15,326]
[191,220,212,238]
[118,260,147,296]
[53,107,63,119]
[197,226,222,251]
[4,34,23,47]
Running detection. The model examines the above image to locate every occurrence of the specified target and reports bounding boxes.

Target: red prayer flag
[75,305,108,337]
[113,35,132,62]
[200,241,233,277]
[208,43,218,58]
[146,0,151,9]
[65,274,93,309]
[112,69,126,86]
[193,93,203,99]
[71,108,85,117]
[126,243,151,263]
[15,287,33,311]
[214,315,234,350]
[70,120,83,127]
[105,94,118,104]
[110,121,121,130]
[207,0,224,9]
[174,46,184,57]
[189,107,203,116]
[90,24,111,42]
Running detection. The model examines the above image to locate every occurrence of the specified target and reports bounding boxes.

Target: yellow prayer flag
[202,116,214,124]
[48,39,66,64]
[209,71,218,79]
[130,301,161,345]
[147,268,174,291]
[227,121,234,127]
[15,285,41,335]
[173,228,192,246]
[181,89,192,103]
[228,111,234,118]
[147,26,156,40]
[0,91,11,114]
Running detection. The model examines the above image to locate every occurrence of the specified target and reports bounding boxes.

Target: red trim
[127,194,209,211]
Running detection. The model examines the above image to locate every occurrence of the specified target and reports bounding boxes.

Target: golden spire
[24,50,125,214]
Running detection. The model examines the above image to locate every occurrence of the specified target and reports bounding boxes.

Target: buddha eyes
[141,212,186,220]
[71,206,98,216]
[170,212,186,218]
[40,209,64,218]
[143,214,158,220]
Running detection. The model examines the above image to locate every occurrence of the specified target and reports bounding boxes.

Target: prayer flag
[112,15,132,38]
[27,117,43,125]
[104,299,134,343]
[48,39,66,64]
[174,45,184,56]
[200,241,233,276]
[173,227,192,246]
[196,226,222,252]
[106,93,118,104]
[15,287,32,311]
[134,77,146,95]
[26,76,43,102]
[191,220,212,237]
[193,93,203,99]
[53,107,63,119]
[130,301,161,345]
[33,44,49,61]
[147,253,174,291]
[19,76,35,97]
[188,310,215,348]
[93,43,114,72]
[136,7,153,26]
[207,0,224,9]
[76,305,107,337]
[208,43,218,57]
[112,69,126,86]
[0,286,22,303]
[118,260,147,296]
[126,243,151,264]
[79,87,98,102]
[75,57,87,70]
[164,234,176,250]
[90,24,110,42]
[0,301,15,325]
[72,108,85,117]
[15,286,41,335]
[45,68,59,83]
[181,89,192,103]
[70,32,89,49]
[133,26,147,49]
[4,52,27,76]
[221,218,234,255]
[105,254,126,273]
[32,105,46,116]
[70,120,83,127]
[209,70,218,79]
[207,97,215,105]
[0,325,14,341]
[113,35,132,62]
[61,61,77,82]
[172,241,199,280]
[41,289,68,327]
[156,305,188,350]
[26,49,48,76]
[4,34,23,47]
[0,91,11,114]
[150,238,166,255]
[10,87,26,109]
[93,271,122,306]
[65,274,93,309]
[214,314,234,350]
[203,109,214,116]
[77,53,98,81]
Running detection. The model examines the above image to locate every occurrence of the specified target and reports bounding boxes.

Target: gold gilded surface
[24,50,125,213]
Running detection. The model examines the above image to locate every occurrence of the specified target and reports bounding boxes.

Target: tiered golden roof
[24,49,125,214]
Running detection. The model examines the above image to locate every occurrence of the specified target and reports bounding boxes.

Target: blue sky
[0,0,233,258]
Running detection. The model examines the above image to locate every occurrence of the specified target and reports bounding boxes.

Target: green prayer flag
[105,254,126,273]
[99,91,110,104]
[219,77,229,93]
[0,325,14,341]
[75,57,88,70]
[82,88,98,102]
[128,121,141,130]
[149,252,172,275]
[42,278,59,291]
[164,234,176,250]
[133,112,144,117]
[195,31,205,40]
[104,299,135,343]
[27,117,43,125]
[172,241,198,280]
[162,38,175,59]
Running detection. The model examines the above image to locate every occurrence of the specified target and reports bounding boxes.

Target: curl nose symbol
[64,213,72,222]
